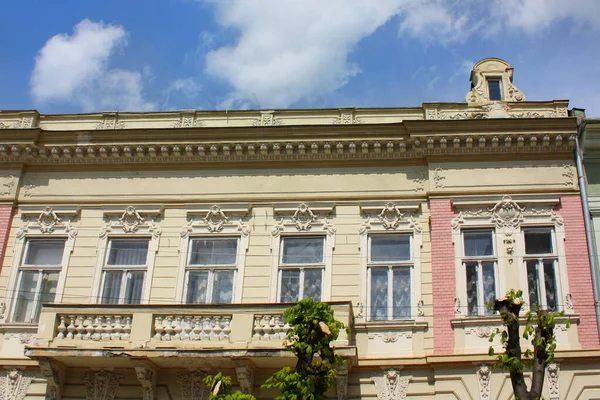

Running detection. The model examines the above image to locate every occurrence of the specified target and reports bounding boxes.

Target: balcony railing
[30,302,354,354]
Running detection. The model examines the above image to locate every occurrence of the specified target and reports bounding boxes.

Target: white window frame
[182,236,241,304]
[519,227,564,312]
[91,206,161,305]
[98,238,151,305]
[269,203,336,303]
[460,229,499,316]
[358,201,423,322]
[176,205,250,304]
[4,206,78,323]
[366,233,414,321]
[276,235,327,302]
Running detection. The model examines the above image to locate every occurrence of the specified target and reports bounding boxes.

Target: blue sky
[1,0,599,116]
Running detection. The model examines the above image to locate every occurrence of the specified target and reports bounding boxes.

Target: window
[278,236,324,302]
[462,230,497,316]
[13,239,65,323]
[524,229,559,311]
[487,78,502,101]
[184,237,238,304]
[100,238,149,304]
[368,234,412,321]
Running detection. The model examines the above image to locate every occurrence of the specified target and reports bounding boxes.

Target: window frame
[276,235,327,303]
[11,238,67,323]
[460,229,499,316]
[366,233,414,321]
[182,236,240,304]
[486,77,503,101]
[521,227,562,311]
[98,237,151,305]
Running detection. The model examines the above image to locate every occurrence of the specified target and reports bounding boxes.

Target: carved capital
[0,369,33,400]
[84,369,123,400]
[372,369,411,400]
[38,359,65,400]
[235,364,255,394]
[135,366,157,400]
[177,370,209,400]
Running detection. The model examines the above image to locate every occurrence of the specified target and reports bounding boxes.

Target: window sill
[451,314,578,328]
[0,323,39,333]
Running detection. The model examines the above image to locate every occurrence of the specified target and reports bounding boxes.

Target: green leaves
[262,298,346,400]
[204,372,257,400]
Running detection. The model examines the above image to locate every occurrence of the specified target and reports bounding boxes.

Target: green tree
[262,298,346,400]
[204,372,257,400]
[489,289,569,400]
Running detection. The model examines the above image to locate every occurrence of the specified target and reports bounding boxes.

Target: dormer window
[487,78,502,101]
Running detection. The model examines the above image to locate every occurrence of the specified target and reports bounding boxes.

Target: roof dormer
[465,58,526,105]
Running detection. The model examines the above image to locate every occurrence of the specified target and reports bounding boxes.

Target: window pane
[488,79,502,101]
[524,231,553,254]
[544,261,558,311]
[280,270,300,302]
[101,271,123,304]
[303,269,322,301]
[482,262,496,316]
[186,270,209,304]
[370,268,388,321]
[189,238,237,266]
[370,235,410,262]
[211,270,235,304]
[465,263,479,316]
[527,261,540,308]
[107,239,149,266]
[123,271,144,304]
[24,239,66,265]
[281,237,324,264]
[464,231,494,257]
[13,271,39,323]
[392,268,411,319]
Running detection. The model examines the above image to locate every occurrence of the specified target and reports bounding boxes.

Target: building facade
[0,58,599,399]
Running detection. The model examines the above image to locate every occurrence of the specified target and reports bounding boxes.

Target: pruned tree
[489,289,569,400]
[204,372,257,400]
[261,298,346,400]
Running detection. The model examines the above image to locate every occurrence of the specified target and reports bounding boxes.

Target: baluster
[92,316,102,341]
[173,316,183,341]
[163,316,173,341]
[56,316,67,339]
[122,316,132,340]
[222,317,232,339]
[154,316,164,340]
[66,315,76,339]
[103,316,113,341]
[273,315,282,340]
[84,316,94,340]
[253,316,262,339]
[182,317,192,341]
[201,317,212,340]
[75,315,85,339]
[212,317,222,340]
[262,315,273,340]
[113,316,123,340]
[192,317,202,341]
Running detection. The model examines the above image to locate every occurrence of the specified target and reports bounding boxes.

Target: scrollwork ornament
[84,370,123,400]
[378,202,404,230]
[489,195,523,232]
[0,369,33,400]
[291,203,317,231]
[565,293,574,310]
[372,369,411,400]
[417,300,424,317]
[202,205,229,233]
[37,206,61,233]
[0,303,5,319]
[477,364,491,400]
[546,362,560,400]
[177,370,209,400]
[454,297,461,314]
[119,206,145,233]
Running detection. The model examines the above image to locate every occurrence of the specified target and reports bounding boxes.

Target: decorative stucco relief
[38,359,65,400]
[173,112,204,128]
[181,205,250,238]
[95,114,125,130]
[0,116,34,129]
[100,206,161,239]
[368,331,413,342]
[562,164,575,186]
[546,362,560,400]
[84,370,123,400]
[17,206,78,239]
[372,369,411,400]
[177,370,209,400]
[135,366,157,400]
[359,202,422,234]
[476,364,491,400]
[235,365,255,394]
[272,203,335,237]
[333,112,363,125]
[252,113,282,126]
[0,175,16,196]
[336,366,348,400]
[432,168,446,188]
[0,369,33,400]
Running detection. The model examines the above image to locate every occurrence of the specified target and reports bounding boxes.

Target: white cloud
[204,0,405,108]
[162,77,202,108]
[31,19,154,112]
